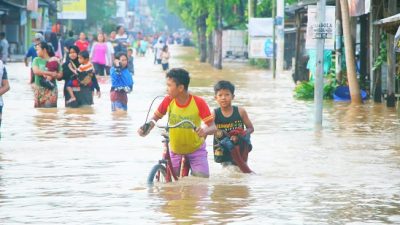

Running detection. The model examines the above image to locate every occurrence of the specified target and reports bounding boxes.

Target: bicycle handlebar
[157,120,197,130]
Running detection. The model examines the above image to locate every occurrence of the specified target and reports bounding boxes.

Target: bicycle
[146,119,197,185]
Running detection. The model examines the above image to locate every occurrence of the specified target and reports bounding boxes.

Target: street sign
[305,5,336,50]
[312,22,333,39]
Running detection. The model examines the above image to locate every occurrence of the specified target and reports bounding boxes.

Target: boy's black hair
[166,68,190,91]
[78,50,89,59]
[116,52,128,59]
[68,30,74,37]
[214,80,235,95]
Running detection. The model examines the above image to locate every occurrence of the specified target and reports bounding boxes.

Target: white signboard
[249,18,274,37]
[249,37,273,59]
[57,0,86,20]
[305,5,336,50]
[116,0,126,18]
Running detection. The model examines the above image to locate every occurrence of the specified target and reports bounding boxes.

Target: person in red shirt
[74,32,89,52]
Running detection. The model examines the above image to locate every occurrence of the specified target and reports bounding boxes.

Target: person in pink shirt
[90,33,108,76]
[74,32,89,52]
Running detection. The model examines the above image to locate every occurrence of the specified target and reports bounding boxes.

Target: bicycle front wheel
[147,164,169,184]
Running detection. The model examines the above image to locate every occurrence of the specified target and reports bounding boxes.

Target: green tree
[167,0,300,69]
[71,0,117,34]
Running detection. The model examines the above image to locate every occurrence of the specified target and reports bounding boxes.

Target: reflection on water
[0,45,399,224]
[153,183,209,224]
[209,184,252,222]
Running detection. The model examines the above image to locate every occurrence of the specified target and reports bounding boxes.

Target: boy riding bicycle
[138,68,217,178]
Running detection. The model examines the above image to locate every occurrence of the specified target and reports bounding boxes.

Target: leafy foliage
[256,0,299,17]
[294,73,338,100]
[294,81,315,99]
[372,32,387,71]
[71,0,117,33]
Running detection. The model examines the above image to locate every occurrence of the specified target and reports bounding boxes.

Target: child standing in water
[212,80,254,173]
[66,51,100,104]
[110,53,133,111]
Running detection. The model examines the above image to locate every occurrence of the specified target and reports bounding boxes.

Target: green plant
[249,58,269,69]
[294,81,314,100]
[293,73,338,100]
[372,32,387,71]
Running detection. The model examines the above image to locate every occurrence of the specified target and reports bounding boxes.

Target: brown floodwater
[0,45,399,224]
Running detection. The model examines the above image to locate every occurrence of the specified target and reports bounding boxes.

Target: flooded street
[1,45,400,224]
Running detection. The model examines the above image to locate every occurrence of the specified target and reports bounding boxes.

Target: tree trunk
[213,0,223,69]
[208,32,214,65]
[238,0,246,22]
[252,0,257,17]
[339,0,362,104]
[197,13,208,63]
[214,30,223,69]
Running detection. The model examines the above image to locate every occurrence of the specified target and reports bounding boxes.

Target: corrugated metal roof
[285,0,336,14]
[374,13,400,26]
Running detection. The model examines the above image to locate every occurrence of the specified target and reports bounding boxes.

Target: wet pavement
[0,45,399,224]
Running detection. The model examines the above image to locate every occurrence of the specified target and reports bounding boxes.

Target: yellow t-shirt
[155,95,214,154]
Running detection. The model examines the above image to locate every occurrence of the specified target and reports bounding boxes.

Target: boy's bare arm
[197,121,217,138]
[239,107,254,134]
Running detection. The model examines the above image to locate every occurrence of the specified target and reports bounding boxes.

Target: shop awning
[374,13,400,34]
[285,0,335,14]
[1,0,26,8]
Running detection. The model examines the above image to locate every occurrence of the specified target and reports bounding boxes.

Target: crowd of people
[0,26,255,176]
[21,26,175,110]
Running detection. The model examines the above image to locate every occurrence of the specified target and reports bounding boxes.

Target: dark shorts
[162,63,169,71]
[93,63,105,76]
[105,66,111,76]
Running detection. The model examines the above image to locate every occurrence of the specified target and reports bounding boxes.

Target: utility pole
[272,0,276,79]
[339,0,362,104]
[335,0,342,83]
[386,0,397,107]
[314,0,326,127]
[276,0,285,75]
